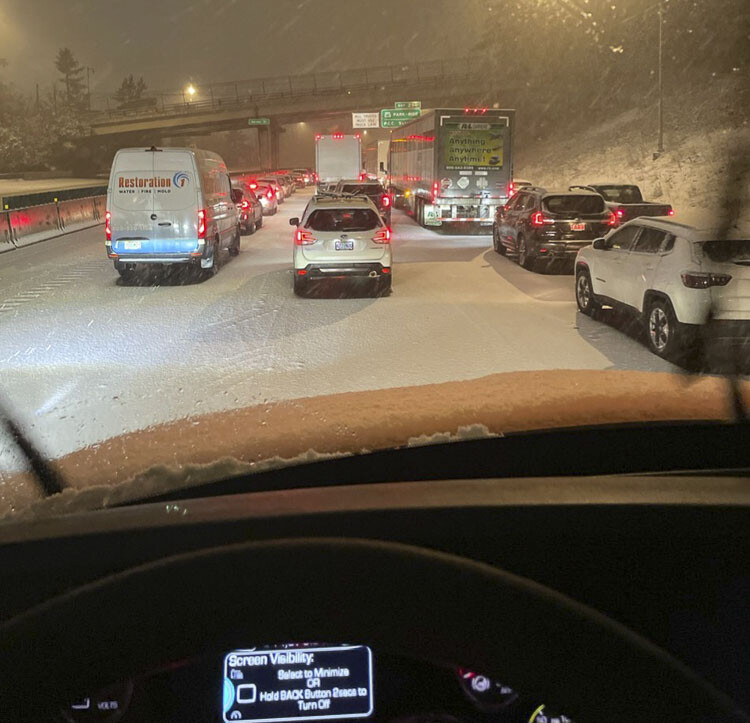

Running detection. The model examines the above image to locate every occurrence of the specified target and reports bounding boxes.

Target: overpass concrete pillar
[270,123,281,170]
[256,127,269,169]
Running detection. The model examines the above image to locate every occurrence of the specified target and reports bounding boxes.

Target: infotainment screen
[223,644,374,722]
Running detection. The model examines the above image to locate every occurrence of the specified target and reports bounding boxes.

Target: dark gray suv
[493,187,617,271]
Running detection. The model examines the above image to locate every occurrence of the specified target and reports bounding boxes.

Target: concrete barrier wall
[58,197,102,232]
[0,212,14,254]
[9,203,61,249]
[0,195,105,253]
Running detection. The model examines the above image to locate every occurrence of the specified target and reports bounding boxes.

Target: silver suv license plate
[335,240,354,251]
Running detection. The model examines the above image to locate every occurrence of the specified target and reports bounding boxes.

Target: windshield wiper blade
[0,400,66,498]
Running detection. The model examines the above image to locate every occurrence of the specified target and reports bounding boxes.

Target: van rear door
[110,151,155,254]
[150,151,200,253]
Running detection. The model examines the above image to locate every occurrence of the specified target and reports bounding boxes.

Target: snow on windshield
[0,0,747,512]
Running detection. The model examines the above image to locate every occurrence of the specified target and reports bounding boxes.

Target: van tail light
[373,227,391,244]
[607,211,618,226]
[295,229,316,245]
[381,194,391,208]
[681,271,732,289]
[105,210,111,241]
[507,182,515,196]
[198,209,207,239]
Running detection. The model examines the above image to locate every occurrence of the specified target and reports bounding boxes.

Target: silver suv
[289,194,392,296]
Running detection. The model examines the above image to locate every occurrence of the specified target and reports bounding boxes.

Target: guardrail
[0,195,105,254]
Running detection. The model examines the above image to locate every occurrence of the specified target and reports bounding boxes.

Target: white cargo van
[106,146,240,279]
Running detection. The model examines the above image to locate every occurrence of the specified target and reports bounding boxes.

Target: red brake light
[241,200,249,210]
[607,211,618,226]
[105,210,111,241]
[267,190,273,200]
[296,229,316,245]
[507,182,515,196]
[432,181,439,203]
[616,209,625,218]
[198,209,207,239]
[668,209,675,216]
[681,272,732,289]
[531,211,545,227]
[249,182,258,190]
[381,194,391,208]
[373,227,391,244]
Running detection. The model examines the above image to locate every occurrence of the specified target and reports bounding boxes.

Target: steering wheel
[0,538,745,722]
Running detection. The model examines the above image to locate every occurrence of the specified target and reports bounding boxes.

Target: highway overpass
[82,58,511,168]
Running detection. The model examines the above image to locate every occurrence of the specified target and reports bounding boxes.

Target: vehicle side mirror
[230,188,243,204]
[592,238,608,250]
[289,217,299,226]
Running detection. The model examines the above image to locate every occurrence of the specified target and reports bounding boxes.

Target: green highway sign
[247,117,270,126]
[395,101,421,109]
[380,108,421,125]
[381,108,421,121]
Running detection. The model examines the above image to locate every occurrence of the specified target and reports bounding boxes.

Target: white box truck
[377,140,390,184]
[315,134,362,191]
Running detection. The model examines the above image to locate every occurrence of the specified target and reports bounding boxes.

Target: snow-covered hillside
[516,76,749,227]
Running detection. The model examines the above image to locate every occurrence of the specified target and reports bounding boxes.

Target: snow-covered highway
[0,190,676,473]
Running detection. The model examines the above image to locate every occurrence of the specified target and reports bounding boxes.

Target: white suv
[290,195,392,296]
[575,218,750,359]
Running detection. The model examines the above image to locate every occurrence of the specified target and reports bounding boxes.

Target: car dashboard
[1,473,747,722]
[58,643,572,723]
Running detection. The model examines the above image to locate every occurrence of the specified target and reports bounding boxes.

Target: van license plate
[571,223,586,231]
[123,240,142,250]
[335,240,354,251]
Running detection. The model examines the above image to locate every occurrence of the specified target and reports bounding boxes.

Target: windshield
[543,195,606,215]
[595,185,644,203]
[305,208,380,232]
[0,0,747,518]
[340,184,383,196]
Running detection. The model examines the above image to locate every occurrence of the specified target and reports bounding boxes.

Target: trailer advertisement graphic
[443,123,506,171]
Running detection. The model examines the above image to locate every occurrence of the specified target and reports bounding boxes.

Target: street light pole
[656,1,665,156]
[86,66,95,111]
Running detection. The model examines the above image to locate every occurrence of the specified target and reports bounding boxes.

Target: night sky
[1,0,489,94]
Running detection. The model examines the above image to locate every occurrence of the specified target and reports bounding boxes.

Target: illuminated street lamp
[183,84,197,104]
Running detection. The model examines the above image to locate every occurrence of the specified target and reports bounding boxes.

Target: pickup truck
[569,183,673,224]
